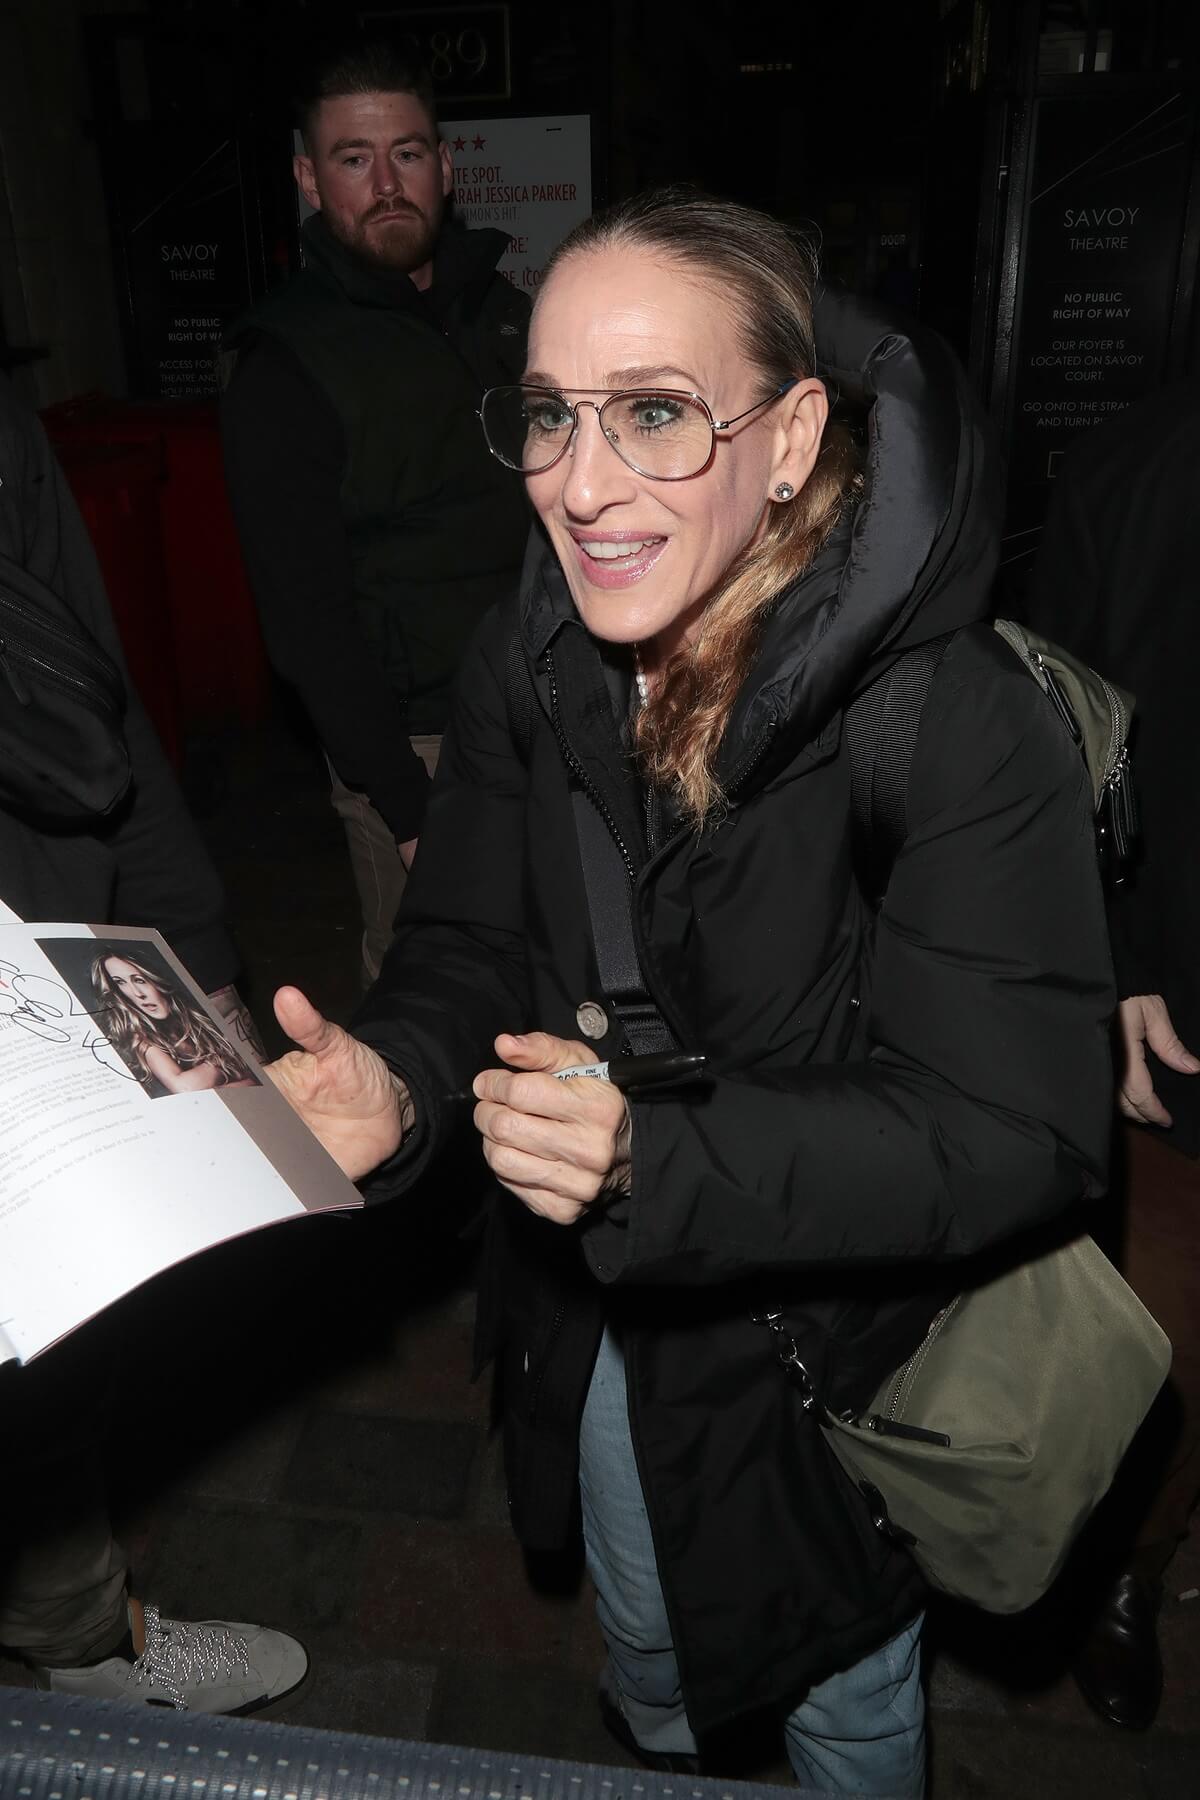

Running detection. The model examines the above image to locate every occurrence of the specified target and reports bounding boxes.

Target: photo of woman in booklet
[90,945,259,1095]
[33,936,259,1097]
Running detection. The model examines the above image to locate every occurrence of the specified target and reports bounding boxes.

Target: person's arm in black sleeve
[220,339,431,843]
[1023,465,1156,1001]
[38,450,241,994]
[1025,463,1199,1125]
[104,693,242,996]
[349,602,532,1188]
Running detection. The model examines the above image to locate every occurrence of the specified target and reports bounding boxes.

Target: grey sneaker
[33,1600,308,1714]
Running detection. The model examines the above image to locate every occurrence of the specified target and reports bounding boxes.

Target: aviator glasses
[478,379,798,481]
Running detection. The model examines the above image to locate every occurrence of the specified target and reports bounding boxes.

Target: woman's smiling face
[524,246,814,663]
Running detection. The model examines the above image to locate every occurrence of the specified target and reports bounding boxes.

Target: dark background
[2,0,1195,571]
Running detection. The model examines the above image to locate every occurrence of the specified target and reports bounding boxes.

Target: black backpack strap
[571,790,676,1054]
[846,634,954,902]
[505,628,537,763]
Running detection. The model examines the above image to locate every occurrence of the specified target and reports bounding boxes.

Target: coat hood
[520,288,1001,768]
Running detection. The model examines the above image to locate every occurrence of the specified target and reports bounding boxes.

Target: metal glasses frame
[478,378,799,479]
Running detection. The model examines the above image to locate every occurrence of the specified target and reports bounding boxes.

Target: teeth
[581,539,660,560]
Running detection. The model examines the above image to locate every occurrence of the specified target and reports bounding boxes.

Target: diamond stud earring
[774,482,795,501]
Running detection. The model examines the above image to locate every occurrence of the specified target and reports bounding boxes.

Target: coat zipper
[546,649,637,883]
[0,589,123,717]
[722,717,780,806]
[0,637,120,717]
[855,1296,961,1444]
[526,1299,567,1423]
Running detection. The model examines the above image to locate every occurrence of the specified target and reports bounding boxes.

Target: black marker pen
[554,1051,707,1091]
[444,1050,707,1102]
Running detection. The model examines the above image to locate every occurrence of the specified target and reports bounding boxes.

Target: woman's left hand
[473,1032,631,1225]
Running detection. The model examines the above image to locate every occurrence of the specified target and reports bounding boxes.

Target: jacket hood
[521,288,1001,767]
[300,212,513,317]
[801,284,1000,674]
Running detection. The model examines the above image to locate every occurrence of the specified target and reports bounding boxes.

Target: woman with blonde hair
[92,947,253,1093]
[267,188,1113,1791]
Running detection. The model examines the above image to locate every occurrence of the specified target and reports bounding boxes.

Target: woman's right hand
[1118,992,1200,1128]
[267,986,411,1180]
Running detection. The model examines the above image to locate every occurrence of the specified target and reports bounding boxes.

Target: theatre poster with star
[445,115,591,295]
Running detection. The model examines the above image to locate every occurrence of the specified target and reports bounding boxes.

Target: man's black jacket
[1025,381,1200,1152]
[221,214,531,842]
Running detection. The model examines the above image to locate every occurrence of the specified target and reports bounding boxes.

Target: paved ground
[3,703,1197,1797]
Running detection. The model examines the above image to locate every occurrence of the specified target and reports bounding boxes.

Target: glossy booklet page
[0,923,361,1366]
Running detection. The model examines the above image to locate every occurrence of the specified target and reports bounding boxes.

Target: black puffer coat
[353,292,1115,1733]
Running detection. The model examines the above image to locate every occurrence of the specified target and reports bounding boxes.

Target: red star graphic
[472,134,486,151]
[453,135,466,151]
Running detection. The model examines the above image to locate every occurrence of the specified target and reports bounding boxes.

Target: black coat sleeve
[582,642,1116,1285]
[350,601,530,1186]
[220,340,431,842]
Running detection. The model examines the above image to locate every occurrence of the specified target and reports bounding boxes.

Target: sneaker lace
[128,1603,251,1710]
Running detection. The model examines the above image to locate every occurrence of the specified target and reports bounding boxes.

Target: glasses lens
[482,387,575,472]
[480,387,716,478]
[599,391,713,478]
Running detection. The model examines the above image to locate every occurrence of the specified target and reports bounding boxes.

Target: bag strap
[505,628,673,1051]
[845,635,954,903]
[571,789,677,1054]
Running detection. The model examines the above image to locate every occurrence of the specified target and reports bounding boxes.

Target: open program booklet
[0,919,362,1366]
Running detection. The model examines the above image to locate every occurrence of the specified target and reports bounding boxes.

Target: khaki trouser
[327,736,441,988]
[0,1330,128,1666]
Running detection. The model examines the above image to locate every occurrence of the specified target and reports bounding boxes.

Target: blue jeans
[579,1325,926,1797]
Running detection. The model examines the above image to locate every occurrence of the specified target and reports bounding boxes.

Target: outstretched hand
[1118,993,1200,1128]
[266,986,411,1181]
[472,1031,631,1227]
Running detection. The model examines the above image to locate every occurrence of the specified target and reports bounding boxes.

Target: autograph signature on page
[0,961,138,1080]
